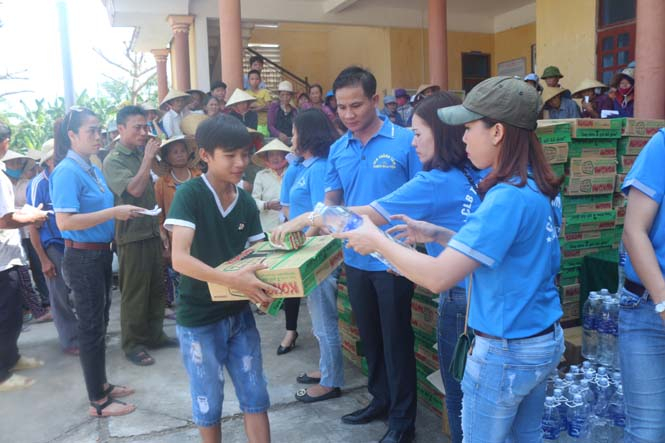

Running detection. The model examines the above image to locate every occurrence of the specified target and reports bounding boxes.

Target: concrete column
[167,15,194,91]
[428,0,448,90]
[634,0,665,119]
[194,15,211,93]
[218,0,243,92]
[151,49,170,102]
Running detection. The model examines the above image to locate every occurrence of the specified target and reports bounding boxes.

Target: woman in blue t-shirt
[619,128,665,442]
[51,108,144,418]
[336,77,564,443]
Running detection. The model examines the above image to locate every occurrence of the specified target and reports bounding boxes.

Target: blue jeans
[307,269,343,388]
[437,287,466,443]
[619,286,665,443]
[176,306,270,427]
[461,324,564,443]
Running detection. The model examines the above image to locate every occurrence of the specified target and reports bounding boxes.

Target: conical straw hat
[159,90,191,109]
[541,86,569,104]
[180,113,209,136]
[226,88,257,107]
[571,79,608,98]
[252,138,292,167]
[151,135,200,177]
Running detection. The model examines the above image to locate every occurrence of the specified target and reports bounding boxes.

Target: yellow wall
[494,23,537,74]
[446,31,495,90]
[389,28,428,92]
[537,0,597,92]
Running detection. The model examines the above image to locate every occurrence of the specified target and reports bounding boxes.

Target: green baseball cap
[541,66,563,79]
[437,76,540,130]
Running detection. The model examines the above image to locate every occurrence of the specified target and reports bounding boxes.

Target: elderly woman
[268,81,297,144]
[541,86,581,119]
[572,79,613,119]
[611,67,635,118]
[226,89,259,130]
[202,95,221,118]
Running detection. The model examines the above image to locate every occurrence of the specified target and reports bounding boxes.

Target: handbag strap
[463,274,473,335]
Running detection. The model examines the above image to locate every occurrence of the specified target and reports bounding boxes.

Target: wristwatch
[655,301,665,314]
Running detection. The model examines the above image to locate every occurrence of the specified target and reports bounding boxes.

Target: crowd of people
[0,55,662,443]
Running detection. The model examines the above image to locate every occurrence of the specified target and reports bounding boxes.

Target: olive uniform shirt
[102,143,160,246]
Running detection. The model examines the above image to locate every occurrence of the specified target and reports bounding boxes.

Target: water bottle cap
[580,379,589,387]
[582,361,592,368]
[545,396,555,405]
[554,388,563,396]
[603,295,613,303]
[565,373,574,381]
[612,371,621,379]
[584,371,594,379]
[600,288,609,294]
[573,393,583,403]
[569,365,579,373]
[598,366,607,374]
[598,377,610,387]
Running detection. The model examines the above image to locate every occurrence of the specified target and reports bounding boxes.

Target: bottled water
[553,388,569,432]
[599,288,611,297]
[594,376,612,419]
[313,203,403,274]
[567,393,590,442]
[568,365,583,382]
[579,379,596,409]
[610,299,620,369]
[543,396,561,441]
[582,292,601,361]
[608,384,626,442]
[597,297,617,366]
[617,240,627,295]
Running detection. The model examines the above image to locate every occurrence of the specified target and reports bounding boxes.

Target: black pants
[283,297,301,331]
[21,238,50,306]
[346,265,417,431]
[0,267,23,383]
[62,248,113,401]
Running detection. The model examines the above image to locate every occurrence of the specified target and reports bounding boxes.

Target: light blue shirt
[325,116,421,271]
[282,157,327,221]
[622,129,665,285]
[50,150,115,243]
[372,166,482,287]
[279,161,302,209]
[26,169,64,250]
[448,177,562,338]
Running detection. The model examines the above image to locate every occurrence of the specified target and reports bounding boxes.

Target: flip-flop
[103,384,135,398]
[295,387,341,403]
[296,372,321,384]
[11,356,45,372]
[126,350,155,366]
[0,374,35,392]
[88,398,136,417]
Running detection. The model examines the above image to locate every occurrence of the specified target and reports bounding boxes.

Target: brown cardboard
[542,142,569,164]
[618,155,637,173]
[564,175,616,196]
[620,118,665,137]
[567,157,617,177]
[557,118,622,138]
[615,173,626,192]
[617,136,650,156]
[208,236,343,301]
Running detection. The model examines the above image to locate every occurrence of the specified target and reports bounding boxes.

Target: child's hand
[227,263,280,305]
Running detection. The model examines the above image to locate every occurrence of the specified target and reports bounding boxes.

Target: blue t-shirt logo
[372,154,397,169]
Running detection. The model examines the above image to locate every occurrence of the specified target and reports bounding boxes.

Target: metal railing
[244,47,309,95]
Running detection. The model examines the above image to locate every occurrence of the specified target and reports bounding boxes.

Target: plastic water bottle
[582,292,601,361]
[617,240,627,295]
[313,203,402,273]
[567,393,590,442]
[579,379,596,409]
[553,388,569,432]
[608,384,626,442]
[610,299,620,369]
[581,361,595,376]
[543,396,562,441]
[594,376,612,419]
[563,373,575,392]
[597,297,617,366]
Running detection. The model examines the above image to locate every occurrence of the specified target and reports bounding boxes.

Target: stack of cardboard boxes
[336,268,367,375]
[538,118,665,324]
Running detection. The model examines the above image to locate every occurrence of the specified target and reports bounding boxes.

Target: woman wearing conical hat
[571,79,612,119]
[159,90,191,138]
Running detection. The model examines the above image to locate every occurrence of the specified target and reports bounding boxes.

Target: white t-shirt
[0,162,27,271]
[161,109,184,138]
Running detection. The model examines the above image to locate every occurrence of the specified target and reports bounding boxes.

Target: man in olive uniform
[103,106,176,366]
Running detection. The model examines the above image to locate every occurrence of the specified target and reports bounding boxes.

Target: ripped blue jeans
[176,306,270,427]
[461,324,564,443]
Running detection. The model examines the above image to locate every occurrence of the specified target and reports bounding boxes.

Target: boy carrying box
[165,115,277,443]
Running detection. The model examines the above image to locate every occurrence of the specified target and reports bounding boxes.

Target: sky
[0,0,135,111]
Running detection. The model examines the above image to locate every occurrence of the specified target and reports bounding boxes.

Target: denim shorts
[176,306,270,427]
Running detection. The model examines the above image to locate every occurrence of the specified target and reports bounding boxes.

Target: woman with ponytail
[50,107,144,417]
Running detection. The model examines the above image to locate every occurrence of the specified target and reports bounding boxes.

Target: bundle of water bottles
[582,288,620,367]
[542,361,625,442]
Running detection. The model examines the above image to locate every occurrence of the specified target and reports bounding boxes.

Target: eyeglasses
[64,106,93,132]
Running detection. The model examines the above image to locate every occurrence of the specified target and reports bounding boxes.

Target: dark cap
[437,76,540,130]
[394,88,409,98]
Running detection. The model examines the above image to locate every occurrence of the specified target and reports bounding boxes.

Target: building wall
[536,0,597,91]
[494,22,537,75]
[446,31,495,90]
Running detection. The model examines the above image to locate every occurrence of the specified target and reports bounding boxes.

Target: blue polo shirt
[371,166,483,287]
[447,177,562,339]
[622,129,665,285]
[325,116,421,271]
[50,150,115,243]
[283,157,327,221]
[26,169,64,250]
[279,161,302,209]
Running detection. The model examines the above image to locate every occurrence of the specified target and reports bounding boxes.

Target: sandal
[126,350,155,366]
[11,356,44,372]
[0,374,35,392]
[103,384,135,399]
[295,387,341,403]
[88,397,136,417]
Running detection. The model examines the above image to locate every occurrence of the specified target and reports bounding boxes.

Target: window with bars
[596,0,636,85]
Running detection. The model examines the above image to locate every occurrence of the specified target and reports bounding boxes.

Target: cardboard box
[616,205,626,226]
[615,173,626,192]
[559,283,580,304]
[564,209,616,226]
[562,229,616,243]
[618,136,650,156]
[613,192,627,208]
[562,300,581,322]
[618,155,637,173]
[208,236,343,301]
[560,234,615,251]
[561,220,615,235]
[558,118,623,139]
[562,194,613,215]
[536,121,572,144]
[564,175,616,196]
[620,118,665,137]
[568,139,618,158]
[563,326,583,366]
[568,157,617,178]
[542,142,569,164]
[551,163,565,177]
[414,340,440,372]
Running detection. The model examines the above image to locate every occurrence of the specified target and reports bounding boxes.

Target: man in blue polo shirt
[325,67,421,443]
[26,143,79,354]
